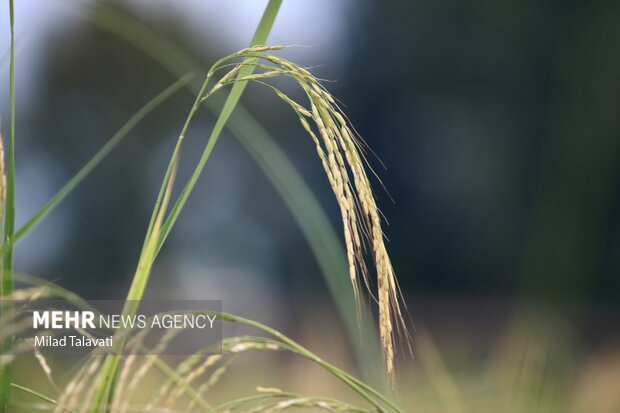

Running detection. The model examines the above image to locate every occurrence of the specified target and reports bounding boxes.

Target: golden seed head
[210,47,411,377]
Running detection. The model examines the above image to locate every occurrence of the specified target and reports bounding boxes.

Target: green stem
[155,0,283,249]
[0,1,16,411]
[88,2,282,412]
[139,75,212,259]
[89,149,180,412]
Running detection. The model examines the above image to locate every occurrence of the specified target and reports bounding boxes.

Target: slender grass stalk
[0,1,16,411]
[12,75,192,244]
[154,1,283,250]
[88,2,282,411]
[89,152,180,412]
[11,383,77,413]
[128,0,280,329]
[138,75,213,259]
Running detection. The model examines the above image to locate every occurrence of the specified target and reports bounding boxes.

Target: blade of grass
[11,75,192,244]
[218,313,403,413]
[154,0,283,247]
[89,2,283,412]
[73,2,384,386]
[11,383,77,413]
[125,0,281,318]
[0,1,16,411]
[2,83,192,412]
[137,74,213,261]
[89,148,181,413]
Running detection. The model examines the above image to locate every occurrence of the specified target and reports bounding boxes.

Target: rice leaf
[13,75,192,244]
[0,1,16,410]
[87,2,283,412]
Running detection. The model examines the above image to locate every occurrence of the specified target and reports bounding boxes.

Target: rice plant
[0,1,408,412]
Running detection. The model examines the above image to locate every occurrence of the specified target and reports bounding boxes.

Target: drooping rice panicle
[206,46,410,375]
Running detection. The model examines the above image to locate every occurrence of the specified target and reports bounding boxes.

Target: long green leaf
[155,0,283,246]
[88,2,283,412]
[0,1,16,411]
[13,75,192,243]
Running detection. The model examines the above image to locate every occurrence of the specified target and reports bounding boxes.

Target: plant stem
[88,2,282,411]
[155,0,283,248]
[89,151,180,412]
[0,0,16,411]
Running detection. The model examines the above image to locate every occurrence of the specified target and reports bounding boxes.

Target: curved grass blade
[0,1,17,411]
[12,75,192,244]
[153,2,284,254]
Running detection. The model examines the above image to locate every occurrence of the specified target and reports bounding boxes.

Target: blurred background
[2,0,620,411]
